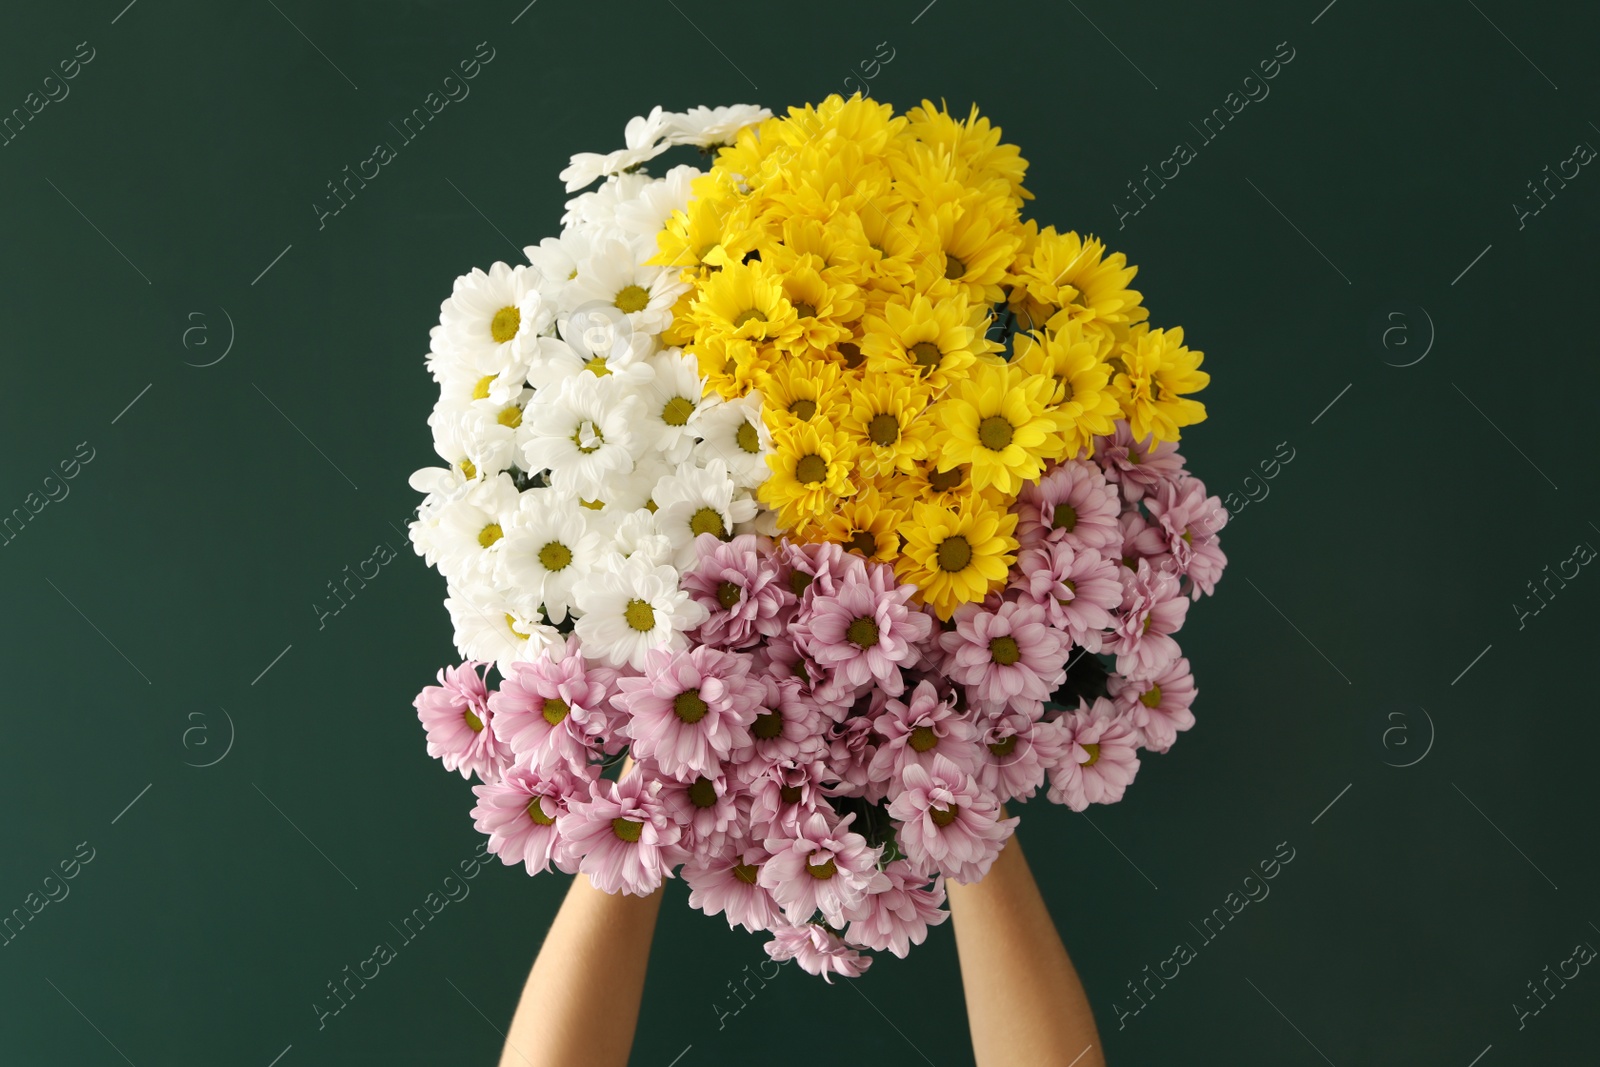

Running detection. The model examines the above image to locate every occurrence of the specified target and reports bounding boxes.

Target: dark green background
[3,0,1596,1063]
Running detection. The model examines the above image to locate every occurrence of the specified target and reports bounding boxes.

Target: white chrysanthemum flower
[614,165,701,240]
[561,172,654,231]
[523,230,595,298]
[446,578,561,674]
[559,107,677,192]
[564,239,686,338]
[651,459,758,570]
[435,386,531,479]
[693,390,771,489]
[431,472,522,580]
[665,104,771,147]
[572,552,708,669]
[605,453,673,519]
[521,373,646,499]
[558,301,656,375]
[422,405,499,484]
[610,509,673,568]
[738,507,782,538]
[638,351,710,465]
[431,263,544,375]
[498,492,607,624]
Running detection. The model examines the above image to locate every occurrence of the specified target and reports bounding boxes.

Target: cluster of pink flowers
[413,423,1226,979]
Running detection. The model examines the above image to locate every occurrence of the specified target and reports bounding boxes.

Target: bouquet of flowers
[408,96,1226,980]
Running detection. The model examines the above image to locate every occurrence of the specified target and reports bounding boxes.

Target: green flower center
[623,598,656,632]
[795,454,828,485]
[845,616,880,648]
[779,783,804,804]
[944,254,967,280]
[752,710,783,740]
[978,415,1015,451]
[789,570,814,597]
[1081,742,1101,767]
[733,308,767,328]
[527,796,556,826]
[1140,684,1163,709]
[614,284,651,314]
[687,777,718,808]
[689,506,728,539]
[910,341,942,373]
[988,735,1018,757]
[792,301,817,319]
[736,421,761,453]
[930,804,959,827]
[611,817,643,842]
[661,396,696,427]
[989,635,1021,666]
[845,530,877,557]
[673,688,709,724]
[1052,503,1079,532]
[733,861,760,884]
[909,725,939,752]
[490,306,520,343]
[806,856,838,880]
[839,341,865,369]
[867,412,900,447]
[936,534,973,573]
[538,541,573,571]
[928,466,964,492]
[541,698,569,726]
[716,581,743,609]
[789,397,818,421]
[463,708,484,733]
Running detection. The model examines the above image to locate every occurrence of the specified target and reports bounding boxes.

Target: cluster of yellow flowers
[652,94,1208,618]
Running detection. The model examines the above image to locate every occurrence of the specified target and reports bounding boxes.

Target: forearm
[500,873,663,1067]
[947,831,1105,1067]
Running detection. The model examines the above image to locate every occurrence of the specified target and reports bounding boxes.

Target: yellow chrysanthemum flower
[1112,325,1209,443]
[1011,228,1147,338]
[693,336,772,401]
[760,418,858,528]
[862,293,995,391]
[931,360,1065,495]
[902,99,1031,203]
[755,359,849,430]
[839,373,932,480]
[773,263,863,352]
[910,195,1024,306]
[896,498,1018,619]
[1012,319,1121,457]
[805,486,906,565]
[888,458,1005,513]
[688,260,802,350]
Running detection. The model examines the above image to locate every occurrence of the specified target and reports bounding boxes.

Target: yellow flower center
[752,710,783,740]
[936,534,973,573]
[845,617,880,648]
[472,375,495,399]
[867,412,900,447]
[910,341,942,373]
[463,708,485,733]
[611,818,643,842]
[623,598,656,632]
[1081,742,1101,766]
[539,541,573,571]
[689,506,728,539]
[673,688,709,723]
[527,796,556,825]
[788,397,818,421]
[944,254,967,280]
[1140,685,1163,708]
[478,523,503,548]
[490,306,520,343]
[687,777,718,808]
[736,421,761,453]
[988,735,1018,757]
[498,406,523,429]
[795,454,828,485]
[930,804,959,827]
[978,415,1015,451]
[806,856,838,880]
[459,458,477,479]
[614,284,651,314]
[716,581,743,609]
[661,396,696,427]
[542,697,569,726]
[580,498,606,511]
[733,308,767,328]
[1052,503,1078,531]
[571,420,603,453]
[989,636,1021,666]
[909,725,939,752]
[585,356,611,377]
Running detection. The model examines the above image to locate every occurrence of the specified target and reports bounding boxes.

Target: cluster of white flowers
[409,104,774,674]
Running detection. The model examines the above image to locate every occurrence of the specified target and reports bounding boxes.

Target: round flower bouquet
[409,96,1227,980]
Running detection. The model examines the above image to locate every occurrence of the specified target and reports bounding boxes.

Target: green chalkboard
[3,1,1597,1064]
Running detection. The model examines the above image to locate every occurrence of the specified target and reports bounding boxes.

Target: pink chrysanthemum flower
[1094,421,1188,502]
[555,773,687,896]
[734,676,829,785]
[1107,656,1197,753]
[1143,477,1229,600]
[1104,557,1189,679]
[886,754,1017,884]
[759,810,886,927]
[868,679,983,786]
[1013,460,1121,553]
[825,706,887,802]
[793,561,933,701]
[753,635,827,706]
[683,842,785,934]
[764,922,872,983]
[938,598,1069,710]
[973,710,1065,805]
[1045,697,1142,811]
[1019,540,1123,651]
[471,757,595,875]
[684,533,794,649]
[655,762,745,855]
[747,757,830,841]
[614,645,762,781]
[1114,509,1172,573]
[490,637,616,772]
[415,661,511,782]
[845,859,949,958]
[777,538,857,605]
